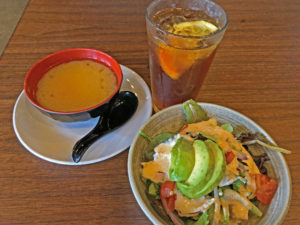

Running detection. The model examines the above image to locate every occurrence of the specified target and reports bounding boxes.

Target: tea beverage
[146,0,228,111]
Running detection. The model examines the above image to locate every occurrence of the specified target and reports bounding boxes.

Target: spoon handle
[71,91,138,163]
[72,115,108,163]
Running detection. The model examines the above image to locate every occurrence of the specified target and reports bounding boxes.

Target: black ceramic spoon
[72,91,138,163]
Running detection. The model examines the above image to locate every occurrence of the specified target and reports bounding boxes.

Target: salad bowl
[128,102,291,225]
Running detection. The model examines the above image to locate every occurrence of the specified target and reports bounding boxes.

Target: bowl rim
[128,102,292,225]
[24,48,123,115]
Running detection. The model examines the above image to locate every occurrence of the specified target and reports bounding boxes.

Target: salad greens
[140,99,290,225]
[183,99,209,123]
[139,131,175,161]
[221,123,233,133]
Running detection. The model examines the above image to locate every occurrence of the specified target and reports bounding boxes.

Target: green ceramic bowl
[128,103,291,225]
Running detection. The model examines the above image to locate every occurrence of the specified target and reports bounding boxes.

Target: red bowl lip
[24,48,123,115]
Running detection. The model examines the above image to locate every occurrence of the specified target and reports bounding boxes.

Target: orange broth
[36,60,117,112]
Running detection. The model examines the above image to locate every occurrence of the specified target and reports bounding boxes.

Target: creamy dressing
[142,134,180,183]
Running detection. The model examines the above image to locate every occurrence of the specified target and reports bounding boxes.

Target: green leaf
[243,139,291,154]
[139,130,152,142]
[183,99,209,123]
[221,124,233,133]
[142,132,176,161]
[194,211,209,225]
[149,133,176,150]
[232,179,244,192]
[148,182,160,199]
[207,204,215,223]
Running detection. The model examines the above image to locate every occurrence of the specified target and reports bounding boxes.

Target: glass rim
[145,0,229,40]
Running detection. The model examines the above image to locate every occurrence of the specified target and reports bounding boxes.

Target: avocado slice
[169,137,195,182]
[185,140,211,185]
[176,141,215,197]
[177,140,225,199]
[176,140,214,196]
[198,140,226,196]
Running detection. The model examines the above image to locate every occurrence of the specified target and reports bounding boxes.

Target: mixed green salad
[140,100,291,225]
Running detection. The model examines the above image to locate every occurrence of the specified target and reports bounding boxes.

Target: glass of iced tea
[146,0,228,111]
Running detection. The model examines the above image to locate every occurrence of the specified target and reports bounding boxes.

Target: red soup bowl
[24,48,123,122]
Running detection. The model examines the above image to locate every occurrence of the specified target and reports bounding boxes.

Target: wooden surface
[0,0,29,57]
[0,0,299,224]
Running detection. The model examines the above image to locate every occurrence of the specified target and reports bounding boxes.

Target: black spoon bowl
[72,91,138,163]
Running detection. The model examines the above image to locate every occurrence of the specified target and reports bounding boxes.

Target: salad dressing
[179,118,242,153]
[142,135,179,183]
[174,189,214,217]
[226,156,239,175]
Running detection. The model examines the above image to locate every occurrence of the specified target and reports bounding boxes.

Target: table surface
[0,0,299,224]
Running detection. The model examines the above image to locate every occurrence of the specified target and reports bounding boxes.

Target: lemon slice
[157,20,218,80]
[171,20,218,36]
[158,44,216,80]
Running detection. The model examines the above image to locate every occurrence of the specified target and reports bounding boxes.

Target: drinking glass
[146,0,228,111]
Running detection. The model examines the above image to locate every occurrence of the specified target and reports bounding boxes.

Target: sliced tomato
[160,181,176,211]
[255,174,278,205]
[160,181,176,198]
[225,151,235,164]
[167,194,176,211]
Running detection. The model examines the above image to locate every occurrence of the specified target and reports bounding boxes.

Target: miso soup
[36,60,117,112]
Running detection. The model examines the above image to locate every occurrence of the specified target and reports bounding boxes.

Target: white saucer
[13,65,152,165]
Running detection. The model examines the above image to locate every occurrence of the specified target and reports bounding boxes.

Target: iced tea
[146,0,228,111]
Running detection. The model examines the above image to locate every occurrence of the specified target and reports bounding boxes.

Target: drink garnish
[158,20,218,80]
[170,20,218,36]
